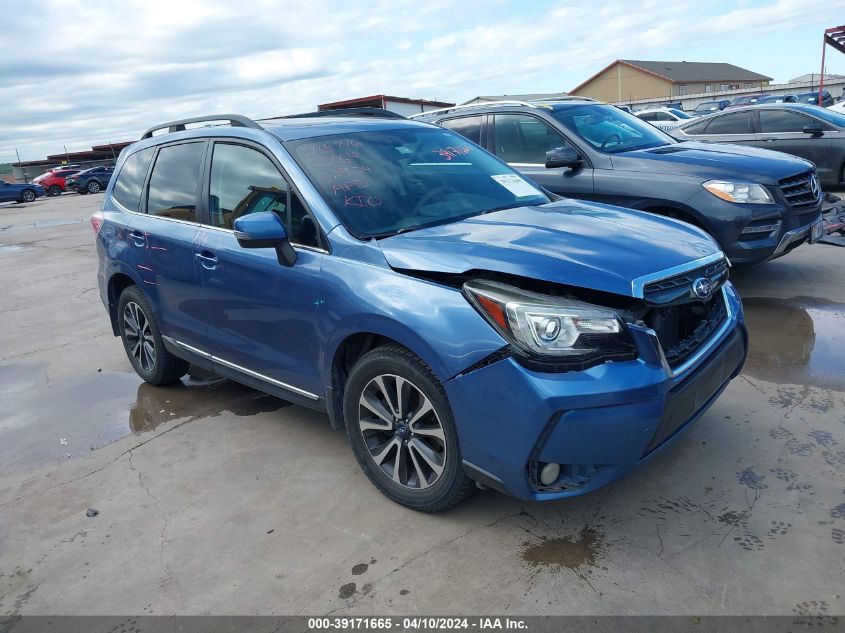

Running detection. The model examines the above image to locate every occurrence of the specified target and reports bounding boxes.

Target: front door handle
[195,251,219,270]
[129,230,146,247]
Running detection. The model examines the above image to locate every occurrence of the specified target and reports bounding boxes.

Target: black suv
[415,100,823,265]
[67,166,114,194]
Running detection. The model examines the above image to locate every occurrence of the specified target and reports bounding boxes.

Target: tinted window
[440,116,483,145]
[146,142,204,221]
[704,112,753,134]
[208,143,317,247]
[493,114,567,163]
[286,127,548,239]
[805,107,845,128]
[113,147,154,212]
[758,110,814,133]
[638,112,657,121]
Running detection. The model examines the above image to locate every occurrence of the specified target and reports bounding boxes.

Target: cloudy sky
[2,0,844,163]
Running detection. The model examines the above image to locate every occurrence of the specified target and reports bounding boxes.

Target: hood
[378,200,719,298]
[612,141,814,184]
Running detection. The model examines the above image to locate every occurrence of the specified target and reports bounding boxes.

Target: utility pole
[14,148,25,183]
[63,145,70,165]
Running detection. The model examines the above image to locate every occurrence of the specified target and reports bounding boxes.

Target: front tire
[117,286,188,385]
[20,189,36,203]
[343,345,474,512]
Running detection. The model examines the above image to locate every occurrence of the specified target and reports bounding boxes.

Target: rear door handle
[195,251,219,270]
[129,230,146,247]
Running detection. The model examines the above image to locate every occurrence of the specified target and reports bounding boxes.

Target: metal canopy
[820,25,845,102]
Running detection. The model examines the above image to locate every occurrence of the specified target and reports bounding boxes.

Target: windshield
[668,109,692,119]
[807,107,845,128]
[695,102,720,112]
[286,127,549,239]
[550,104,674,154]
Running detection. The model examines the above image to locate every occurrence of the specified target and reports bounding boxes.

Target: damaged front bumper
[445,282,747,501]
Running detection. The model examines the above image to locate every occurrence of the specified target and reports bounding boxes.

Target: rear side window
[680,119,711,135]
[705,112,753,135]
[440,116,483,145]
[113,147,154,212]
[146,142,205,221]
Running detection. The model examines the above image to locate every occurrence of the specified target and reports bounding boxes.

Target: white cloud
[1,0,843,162]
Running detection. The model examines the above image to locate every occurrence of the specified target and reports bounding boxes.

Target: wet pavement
[1,193,844,617]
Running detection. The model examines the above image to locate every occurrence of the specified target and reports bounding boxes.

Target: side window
[493,114,568,164]
[759,110,814,133]
[113,147,154,212]
[208,143,318,247]
[638,113,656,122]
[439,116,483,145]
[147,142,205,221]
[704,112,753,135]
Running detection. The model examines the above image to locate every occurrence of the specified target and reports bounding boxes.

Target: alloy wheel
[22,190,35,202]
[123,301,156,372]
[88,180,101,193]
[357,374,447,489]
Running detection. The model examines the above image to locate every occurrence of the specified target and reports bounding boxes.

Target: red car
[32,168,81,196]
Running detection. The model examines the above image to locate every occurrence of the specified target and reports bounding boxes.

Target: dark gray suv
[414,100,823,265]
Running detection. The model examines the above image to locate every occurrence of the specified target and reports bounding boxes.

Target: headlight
[703,180,773,204]
[463,279,636,363]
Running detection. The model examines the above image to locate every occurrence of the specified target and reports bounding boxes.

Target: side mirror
[802,124,824,137]
[233,212,297,267]
[545,146,582,170]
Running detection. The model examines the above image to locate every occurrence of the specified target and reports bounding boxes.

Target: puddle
[521,527,604,570]
[742,297,845,391]
[0,244,29,255]
[0,364,290,474]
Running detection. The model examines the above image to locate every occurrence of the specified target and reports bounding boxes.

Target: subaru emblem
[692,277,713,300]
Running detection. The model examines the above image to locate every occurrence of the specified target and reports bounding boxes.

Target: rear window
[113,148,154,211]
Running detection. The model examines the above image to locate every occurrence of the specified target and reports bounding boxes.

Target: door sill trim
[162,336,320,400]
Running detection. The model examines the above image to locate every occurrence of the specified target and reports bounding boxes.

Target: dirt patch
[521,527,604,570]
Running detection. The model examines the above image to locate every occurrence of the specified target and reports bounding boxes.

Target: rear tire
[48,185,61,197]
[117,286,188,385]
[87,180,101,194]
[343,344,474,512]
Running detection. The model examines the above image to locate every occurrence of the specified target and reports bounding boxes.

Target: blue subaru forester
[94,111,747,512]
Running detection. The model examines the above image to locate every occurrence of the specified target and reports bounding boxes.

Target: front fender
[318,256,507,388]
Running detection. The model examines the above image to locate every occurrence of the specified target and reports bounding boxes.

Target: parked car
[416,100,822,265]
[635,107,694,131]
[0,179,45,203]
[829,100,845,115]
[672,104,845,187]
[94,112,747,511]
[796,90,834,107]
[691,100,731,116]
[726,94,769,108]
[67,166,114,194]
[755,95,798,104]
[32,168,81,196]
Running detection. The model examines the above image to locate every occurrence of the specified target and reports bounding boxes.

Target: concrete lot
[1,193,844,617]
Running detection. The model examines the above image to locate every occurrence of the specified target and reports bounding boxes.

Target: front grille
[779,171,820,208]
[652,297,727,368]
[643,258,728,305]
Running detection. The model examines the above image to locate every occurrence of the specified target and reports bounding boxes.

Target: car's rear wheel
[48,185,61,197]
[343,345,474,512]
[118,286,188,385]
[20,189,36,203]
[87,180,101,193]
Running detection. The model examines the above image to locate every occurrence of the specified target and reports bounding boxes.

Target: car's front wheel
[87,180,101,193]
[343,345,474,512]
[20,189,36,203]
[117,286,188,385]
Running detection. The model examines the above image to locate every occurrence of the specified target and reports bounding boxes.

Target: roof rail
[140,114,262,140]
[539,96,599,102]
[276,107,405,120]
[408,100,538,119]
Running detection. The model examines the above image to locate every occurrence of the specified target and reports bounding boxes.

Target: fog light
[539,462,560,486]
